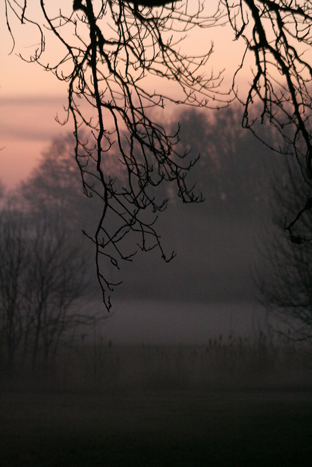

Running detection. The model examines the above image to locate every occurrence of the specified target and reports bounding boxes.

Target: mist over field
[76,105,273,346]
[0,105,293,362]
[1,106,312,467]
[87,300,266,345]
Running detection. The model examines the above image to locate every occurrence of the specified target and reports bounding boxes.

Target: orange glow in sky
[0,1,247,191]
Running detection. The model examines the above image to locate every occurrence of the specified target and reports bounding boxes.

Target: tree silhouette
[6,1,312,310]
[0,206,29,373]
[255,155,312,342]
[4,0,225,310]
[0,202,93,372]
[16,134,99,230]
[219,0,312,238]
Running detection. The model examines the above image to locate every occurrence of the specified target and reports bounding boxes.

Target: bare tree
[0,206,30,373]
[16,133,101,232]
[0,202,93,373]
[6,1,312,310]
[25,211,92,369]
[218,0,312,236]
[4,1,225,309]
[255,154,312,342]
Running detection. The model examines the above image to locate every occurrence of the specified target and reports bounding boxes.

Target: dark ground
[1,388,312,467]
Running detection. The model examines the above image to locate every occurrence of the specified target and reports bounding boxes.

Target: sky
[0,0,248,190]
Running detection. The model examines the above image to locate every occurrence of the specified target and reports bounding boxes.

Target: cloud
[0,95,68,142]
[0,95,65,106]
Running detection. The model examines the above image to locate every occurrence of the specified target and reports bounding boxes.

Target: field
[1,388,312,466]
[1,340,312,466]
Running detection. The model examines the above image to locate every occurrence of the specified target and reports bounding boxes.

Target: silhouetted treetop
[5,1,312,309]
[5,1,226,309]
[220,0,312,173]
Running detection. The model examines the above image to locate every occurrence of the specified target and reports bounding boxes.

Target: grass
[4,333,311,392]
[1,388,312,466]
[1,334,312,466]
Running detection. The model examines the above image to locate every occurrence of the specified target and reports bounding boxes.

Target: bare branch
[5,0,227,310]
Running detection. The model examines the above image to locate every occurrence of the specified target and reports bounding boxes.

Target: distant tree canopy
[172,105,273,217]
[4,0,312,309]
[5,107,272,305]
[0,179,5,199]
[255,155,312,342]
[0,203,93,373]
[16,134,101,231]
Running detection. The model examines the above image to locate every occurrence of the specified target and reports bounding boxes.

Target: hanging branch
[5,0,227,310]
[219,0,312,240]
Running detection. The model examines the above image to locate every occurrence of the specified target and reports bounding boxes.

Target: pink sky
[0,1,246,191]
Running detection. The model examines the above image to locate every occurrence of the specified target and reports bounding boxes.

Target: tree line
[0,136,100,375]
[2,100,312,373]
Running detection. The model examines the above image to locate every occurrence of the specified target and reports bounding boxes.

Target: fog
[2,109,312,467]
[0,105,285,374]
[91,300,267,345]
[83,105,273,345]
